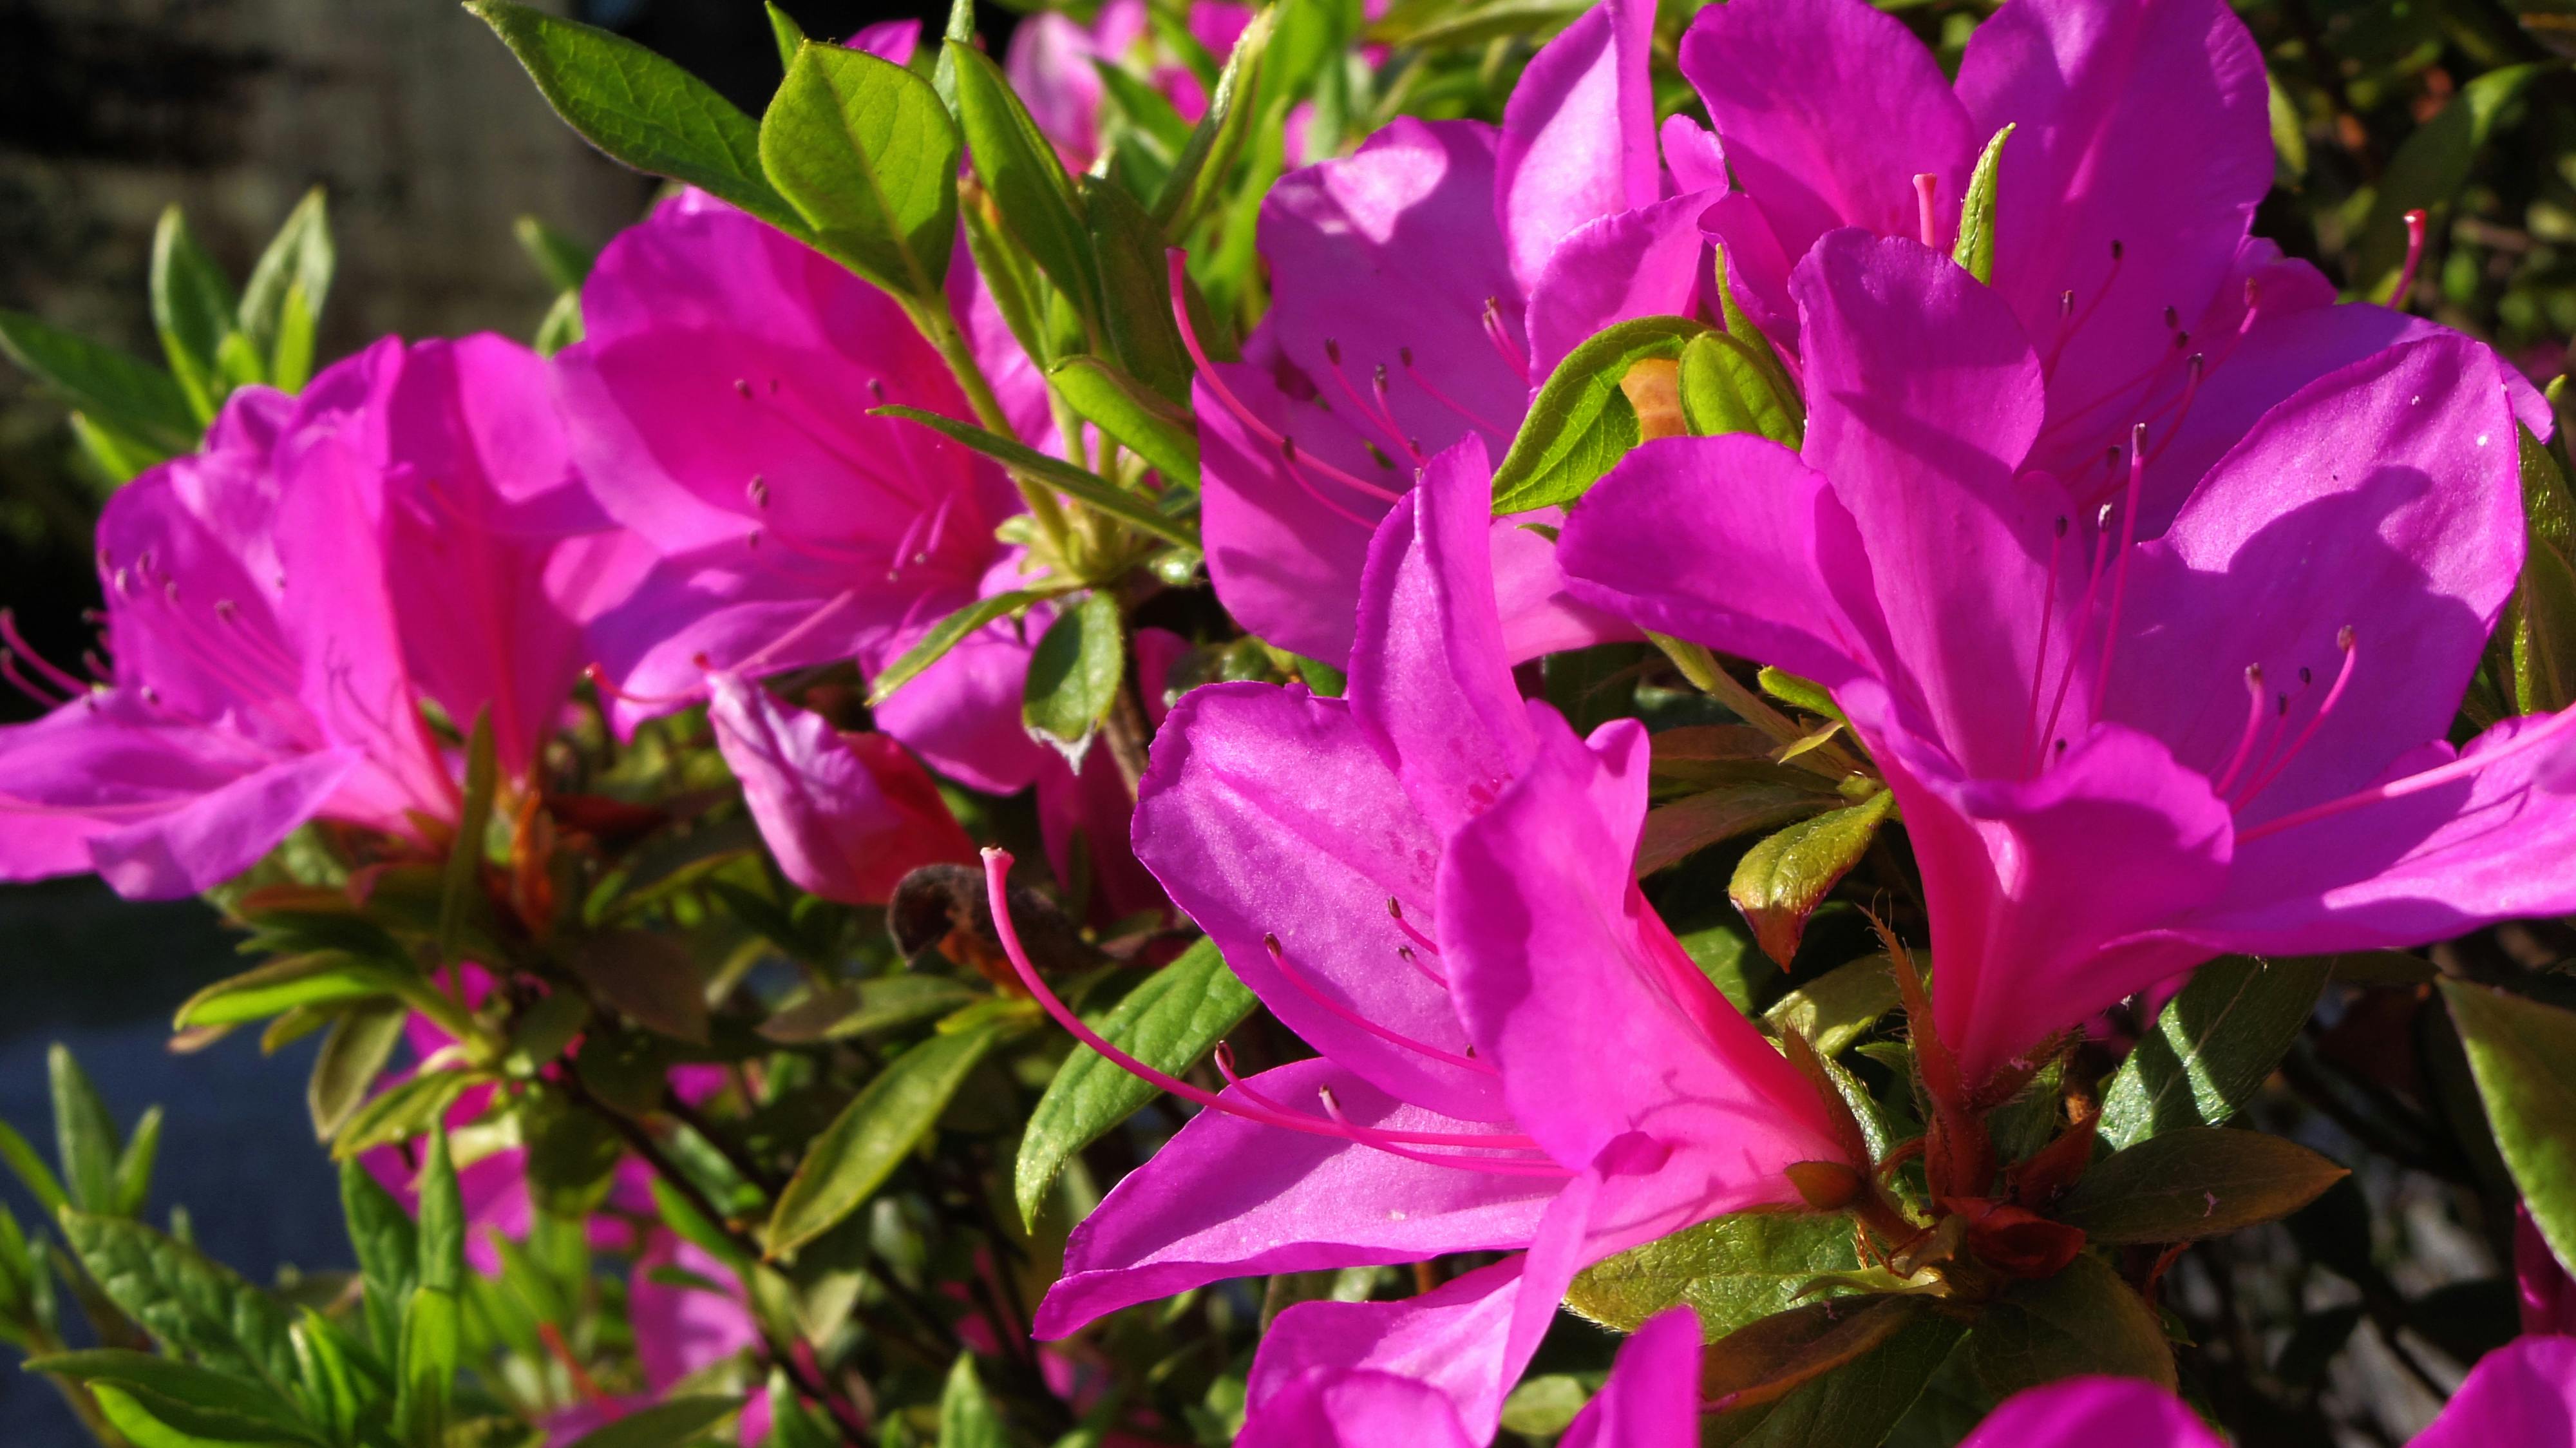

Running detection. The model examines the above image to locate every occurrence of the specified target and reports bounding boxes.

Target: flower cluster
[3,0,2575,1445]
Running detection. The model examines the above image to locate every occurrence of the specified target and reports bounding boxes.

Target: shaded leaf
[2056,1128,2348,1243]
[768,1020,1007,1254]
[50,1045,123,1216]
[238,189,334,373]
[1676,331,1800,448]
[151,207,240,423]
[1962,1252,2175,1396]
[1764,956,1900,1058]
[1492,316,1708,513]
[938,1354,1006,1448]
[1708,1300,1967,1448]
[2357,64,2543,301]
[28,1351,312,1443]
[949,40,1100,322]
[868,588,1056,707]
[2443,980,2576,1280]
[1015,938,1256,1227]
[561,1396,744,1448]
[1638,779,1839,877]
[1048,356,1199,486]
[873,403,1200,546]
[1024,591,1126,748]
[568,930,710,1045]
[0,310,194,452]
[2098,954,2330,1148]
[1565,1211,1861,1337]
[1082,177,1194,400]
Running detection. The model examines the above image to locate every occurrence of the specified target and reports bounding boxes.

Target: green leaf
[392,1285,457,1448]
[177,953,406,1031]
[113,1107,162,1218]
[416,1127,465,1296]
[331,1070,482,1159]
[1565,1211,1861,1337]
[533,289,585,357]
[518,1089,625,1218]
[51,1045,124,1215]
[931,0,976,113]
[316,1000,412,1144]
[0,310,196,452]
[1729,790,1895,968]
[88,1381,305,1448]
[768,1020,1007,1254]
[151,206,241,424]
[1962,1252,2176,1398]
[1708,1300,1967,1448]
[0,1119,68,1219]
[2442,980,2576,1282]
[760,976,983,1042]
[762,41,960,299]
[238,189,333,375]
[1676,331,1801,447]
[1094,59,1193,155]
[2358,64,2543,302]
[568,930,711,1045]
[938,1355,1007,1448]
[2055,1128,2347,1243]
[949,40,1101,324]
[764,2,805,71]
[513,214,597,294]
[1081,178,1195,401]
[873,403,1200,546]
[1024,592,1126,747]
[1638,778,1841,877]
[2098,954,2331,1149]
[1048,356,1199,486]
[1764,955,1900,1057]
[339,1160,417,1357]
[28,1351,313,1443]
[1153,6,1274,233]
[437,709,498,966]
[561,1396,744,1448]
[1952,124,2014,285]
[1016,938,1257,1226]
[1369,0,1586,48]
[59,1212,305,1403]
[2268,71,2309,183]
[268,285,317,394]
[2497,424,2576,714]
[1492,317,1709,513]
[465,1,802,234]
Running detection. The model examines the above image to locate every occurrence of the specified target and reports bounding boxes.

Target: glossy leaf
[173,954,406,1031]
[1729,790,1895,967]
[465,1,802,234]
[0,309,195,452]
[2098,954,2331,1148]
[1025,591,1126,748]
[1763,955,1900,1058]
[1962,1251,2177,1397]
[1637,778,1839,877]
[1565,1210,1860,1337]
[1014,938,1256,1226]
[2056,1127,2347,1243]
[762,41,960,299]
[868,587,1057,707]
[1677,331,1801,448]
[2443,980,2576,1280]
[1493,317,1709,513]
[151,206,240,423]
[1082,178,1195,400]
[1707,1300,1965,1448]
[768,1018,1007,1254]
[238,189,334,375]
[1048,356,1200,486]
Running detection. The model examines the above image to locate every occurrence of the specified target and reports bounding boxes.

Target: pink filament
[1264,934,1494,1076]
[1166,251,1401,506]
[2235,696,2576,846]
[2393,209,2429,312]
[0,609,87,696]
[2232,629,2361,808]
[1481,297,1532,383]
[2087,424,2148,710]
[2207,665,2269,797]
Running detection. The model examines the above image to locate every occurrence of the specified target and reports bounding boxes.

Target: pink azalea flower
[706,673,976,906]
[557,192,1048,797]
[997,438,1852,1443]
[0,334,630,899]
[1681,0,2549,530]
[1560,230,2576,1091]
[1956,1335,2576,1446]
[1188,0,1681,667]
[1557,1306,1701,1448]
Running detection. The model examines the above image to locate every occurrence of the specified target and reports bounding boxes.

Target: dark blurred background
[0,4,985,1439]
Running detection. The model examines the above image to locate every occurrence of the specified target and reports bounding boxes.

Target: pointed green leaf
[867,587,1057,707]
[238,189,334,371]
[51,1045,123,1215]
[764,2,805,71]
[339,1159,417,1357]
[761,41,960,298]
[151,206,240,423]
[1704,1296,1967,1448]
[768,1020,1007,1254]
[28,1350,314,1444]
[174,953,406,1030]
[1962,1252,2176,1398]
[1081,177,1194,400]
[2443,980,2576,1282]
[2056,1127,2348,1243]
[512,214,597,295]
[872,403,1200,546]
[392,1284,457,1448]
[561,1397,745,1448]
[1153,6,1274,232]
[1047,356,1199,486]
[2358,64,2543,303]
[1729,790,1895,967]
[949,39,1101,323]
[1492,317,1709,513]
[437,712,496,955]
[1763,955,1900,1058]
[1953,124,2013,285]
[465,1,802,234]
[112,1107,162,1218]
[89,1380,306,1448]
[2098,953,2331,1148]
[1024,591,1126,747]
[1637,780,1839,877]
[1677,331,1800,447]
[59,1212,304,1403]
[308,1003,408,1143]
[0,1120,68,1219]
[938,1354,1007,1448]
[2497,424,2576,714]
[0,310,194,451]
[416,1127,464,1296]
[1015,938,1256,1226]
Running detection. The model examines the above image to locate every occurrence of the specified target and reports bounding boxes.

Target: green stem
[905,293,1074,561]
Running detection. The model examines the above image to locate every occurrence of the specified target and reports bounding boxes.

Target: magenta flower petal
[1526,191,1724,378]
[1240,1256,1531,1445]
[1495,0,1660,294]
[2402,1336,2576,1448]
[1234,1371,1479,1448]
[705,674,973,906]
[1957,0,2271,436]
[1678,0,1973,260]
[88,746,365,900]
[1347,437,1537,837]
[1560,1305,1703,1448]
[1958,1376,2222,1448]
[1034,1060,1557,1339]
[1131,682,1504,1121]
